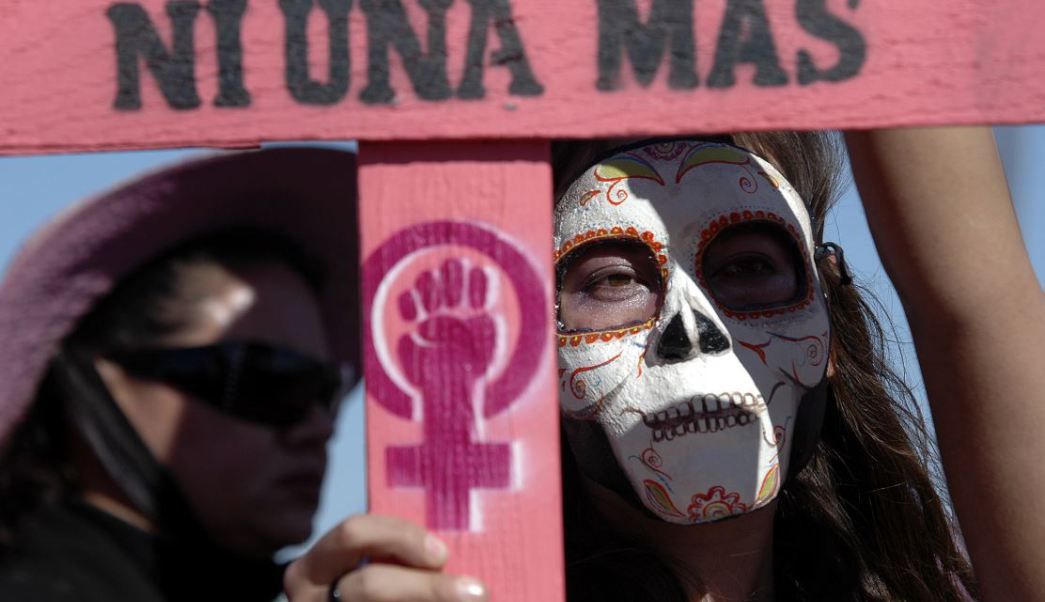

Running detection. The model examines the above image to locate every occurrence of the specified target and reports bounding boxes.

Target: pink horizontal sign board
[3,0,1045,154]
[359,141,563,602]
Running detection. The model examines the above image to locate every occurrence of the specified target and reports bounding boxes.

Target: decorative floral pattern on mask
[554,226,669,282]
[560,351,624,419]
[676,143,759,193]
[755,464,781,505]
[738,331,829,388]
[687,486,750,522]
[642,141,689,162]
[634,446,672,481]
[580,152,666,207]
[645,479,687,519]
[558,319,656,349]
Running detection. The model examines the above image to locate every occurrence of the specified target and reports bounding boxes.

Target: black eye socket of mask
[700,221,807,312]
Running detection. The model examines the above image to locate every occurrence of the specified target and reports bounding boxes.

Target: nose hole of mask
[655,310,730,362]
[695,311,730,353]
[655,313,695,362]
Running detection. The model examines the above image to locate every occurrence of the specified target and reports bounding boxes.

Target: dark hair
[0,228,323,552]
[555,133,979,601]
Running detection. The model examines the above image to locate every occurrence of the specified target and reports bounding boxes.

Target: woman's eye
[701,225,803,310]
[601,273,635,287]
[584,270,652,299]
[557,242,662,332]
[712,256,776,279]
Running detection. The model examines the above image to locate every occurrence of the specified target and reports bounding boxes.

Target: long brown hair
[554,132,979,601]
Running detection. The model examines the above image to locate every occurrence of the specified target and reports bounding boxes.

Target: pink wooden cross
[4,1,1045,599]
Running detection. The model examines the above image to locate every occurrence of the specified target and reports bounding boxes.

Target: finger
[441,259,464,307]
[419,316,461,343]
[398,290,419,321]
[417,271,440,312]
[287,515,448,590]
[467,267,487,309]
[338,564,488,602]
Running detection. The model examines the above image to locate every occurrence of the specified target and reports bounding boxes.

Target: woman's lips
[639,392,767,442]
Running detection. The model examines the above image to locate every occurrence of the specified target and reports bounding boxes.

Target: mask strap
[815,242,853,286]
[788,379,831,479]
[790,243,848,477]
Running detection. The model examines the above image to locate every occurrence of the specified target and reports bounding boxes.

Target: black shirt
[0,500,285,602]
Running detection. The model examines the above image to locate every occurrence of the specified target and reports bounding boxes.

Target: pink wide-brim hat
[0,147,360,445]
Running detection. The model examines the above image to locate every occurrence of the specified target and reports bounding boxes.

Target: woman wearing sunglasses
[0,148,361,601]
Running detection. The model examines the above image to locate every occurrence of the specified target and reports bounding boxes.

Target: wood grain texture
[359,140,563,602]
[3,0,1045,155]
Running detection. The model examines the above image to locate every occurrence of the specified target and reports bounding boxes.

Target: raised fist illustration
[388,257,509,530]
[396,259,498,396]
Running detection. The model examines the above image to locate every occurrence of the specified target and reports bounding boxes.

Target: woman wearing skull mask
[552,130,972,602]
[286,128,1043,602]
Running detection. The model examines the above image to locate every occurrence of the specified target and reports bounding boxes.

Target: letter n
[596,0,698,91]
[359,0,453,104]
[107,2,203,111]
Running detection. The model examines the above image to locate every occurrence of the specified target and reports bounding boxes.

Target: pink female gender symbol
[362,221,547,530]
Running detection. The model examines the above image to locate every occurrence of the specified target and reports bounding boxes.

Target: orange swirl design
[588,153,666,206]
[563,352,623,418]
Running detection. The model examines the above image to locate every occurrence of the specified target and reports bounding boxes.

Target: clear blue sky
[2,130,1042,556]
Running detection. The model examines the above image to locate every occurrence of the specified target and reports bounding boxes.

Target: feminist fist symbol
[387,258,510,530]
[365,221,547,531]
[396,259,497,394]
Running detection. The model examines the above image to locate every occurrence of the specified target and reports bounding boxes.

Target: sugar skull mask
[555,140,831,524]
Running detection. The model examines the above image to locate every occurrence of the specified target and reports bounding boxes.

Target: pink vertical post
[359,141,563,601]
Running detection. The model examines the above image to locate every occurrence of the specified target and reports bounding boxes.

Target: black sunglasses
[105,341,347,428]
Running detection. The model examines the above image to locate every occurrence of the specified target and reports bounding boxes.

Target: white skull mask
[555,140,831,524]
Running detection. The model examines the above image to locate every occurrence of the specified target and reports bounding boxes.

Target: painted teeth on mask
[644,393,766,442]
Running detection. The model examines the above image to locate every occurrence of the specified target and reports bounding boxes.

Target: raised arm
[846,127,1045,601]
